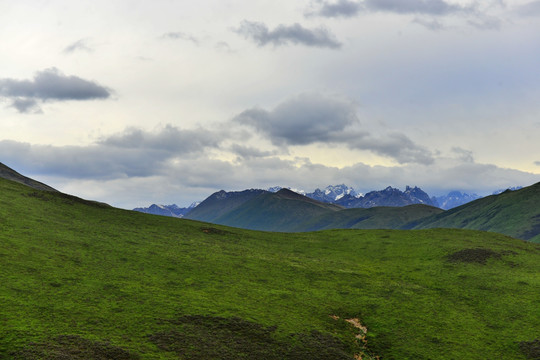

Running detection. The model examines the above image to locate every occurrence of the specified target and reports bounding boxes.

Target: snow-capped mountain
[434,191,481,210]
[305,184,360,203]
[133,202,199,218]
[335,186,437,208]
[267,186,306,195]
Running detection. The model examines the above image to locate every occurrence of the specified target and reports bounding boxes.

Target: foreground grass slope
[1,177,539,359]
[414,182,540,243]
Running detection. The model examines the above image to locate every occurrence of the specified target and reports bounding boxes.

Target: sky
[1,0,539,209]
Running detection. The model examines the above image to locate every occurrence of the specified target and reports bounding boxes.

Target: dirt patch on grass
[520,339,540,359]
[330,315,380,360]
[446,248,502,264]
[149,315,353,360]
[12,335,139,360]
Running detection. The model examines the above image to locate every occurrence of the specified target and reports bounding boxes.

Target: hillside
[300,204,444,232]
[1,175,539,359]
[211,188,343,231]
[414,182,540,243]
[184,188,266,222]
[0,162,57,192]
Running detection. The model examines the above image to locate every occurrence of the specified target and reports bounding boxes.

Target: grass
[1,177,539,359]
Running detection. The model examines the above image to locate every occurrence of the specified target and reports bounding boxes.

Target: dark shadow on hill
[149,315,355,360]
[520,339,540,359]
[446,248,503,264]
[11,335,140,360]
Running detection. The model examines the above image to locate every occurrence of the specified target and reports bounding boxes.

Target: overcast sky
[1,0,539,208]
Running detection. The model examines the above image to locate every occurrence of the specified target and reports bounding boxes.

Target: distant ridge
[414,182,540,242]
[185,188,441,232]
[0,162,57,192]
[133,203,199,218]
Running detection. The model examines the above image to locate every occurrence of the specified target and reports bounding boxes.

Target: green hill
[184,188,267,223]
[414,182,540,243]
[300,204,444,232]
[1,176,539,359]
[212,188,344,231]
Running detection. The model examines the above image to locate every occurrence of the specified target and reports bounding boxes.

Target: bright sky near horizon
[1,0,539,209]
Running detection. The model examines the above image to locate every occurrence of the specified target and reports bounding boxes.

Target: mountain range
[137,184,491,218]
[185,182,540,242]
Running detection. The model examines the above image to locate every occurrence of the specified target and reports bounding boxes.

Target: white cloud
[235,21,342,48]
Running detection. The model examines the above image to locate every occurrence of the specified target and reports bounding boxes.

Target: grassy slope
[414,182,540,243]
[1,177,539,359]
[299,204,444,232]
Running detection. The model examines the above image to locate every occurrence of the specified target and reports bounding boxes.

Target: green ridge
[414,182,540,243]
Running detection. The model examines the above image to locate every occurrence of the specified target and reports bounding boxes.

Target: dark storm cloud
[235,21,342,49]
[0,68,111,113]
[0,125,223,179]
[234,93,434,165]
[308,0,474,17]
[63,39,92,54]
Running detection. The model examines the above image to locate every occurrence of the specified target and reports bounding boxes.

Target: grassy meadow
[1,177,539,359]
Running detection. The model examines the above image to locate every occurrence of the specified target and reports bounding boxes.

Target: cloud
[306,0,362,18]
[308,0,474,17]
[535,161,540,166]
[451,147,474,163]
[235,21,342,49]
[467,16,503,30]
[346,133,435,165]
[234,93,433,164]
[0,125,223,180]
[515,0,540,17]
[230,144,279,160]
[364,0,473,15]
[412,17,447,31]
[63,39,92,54]
[0,68,111,113]
[234,93,359,145]
[98,124,222,153]
[161,32,199,44]
[9,98,42,114]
